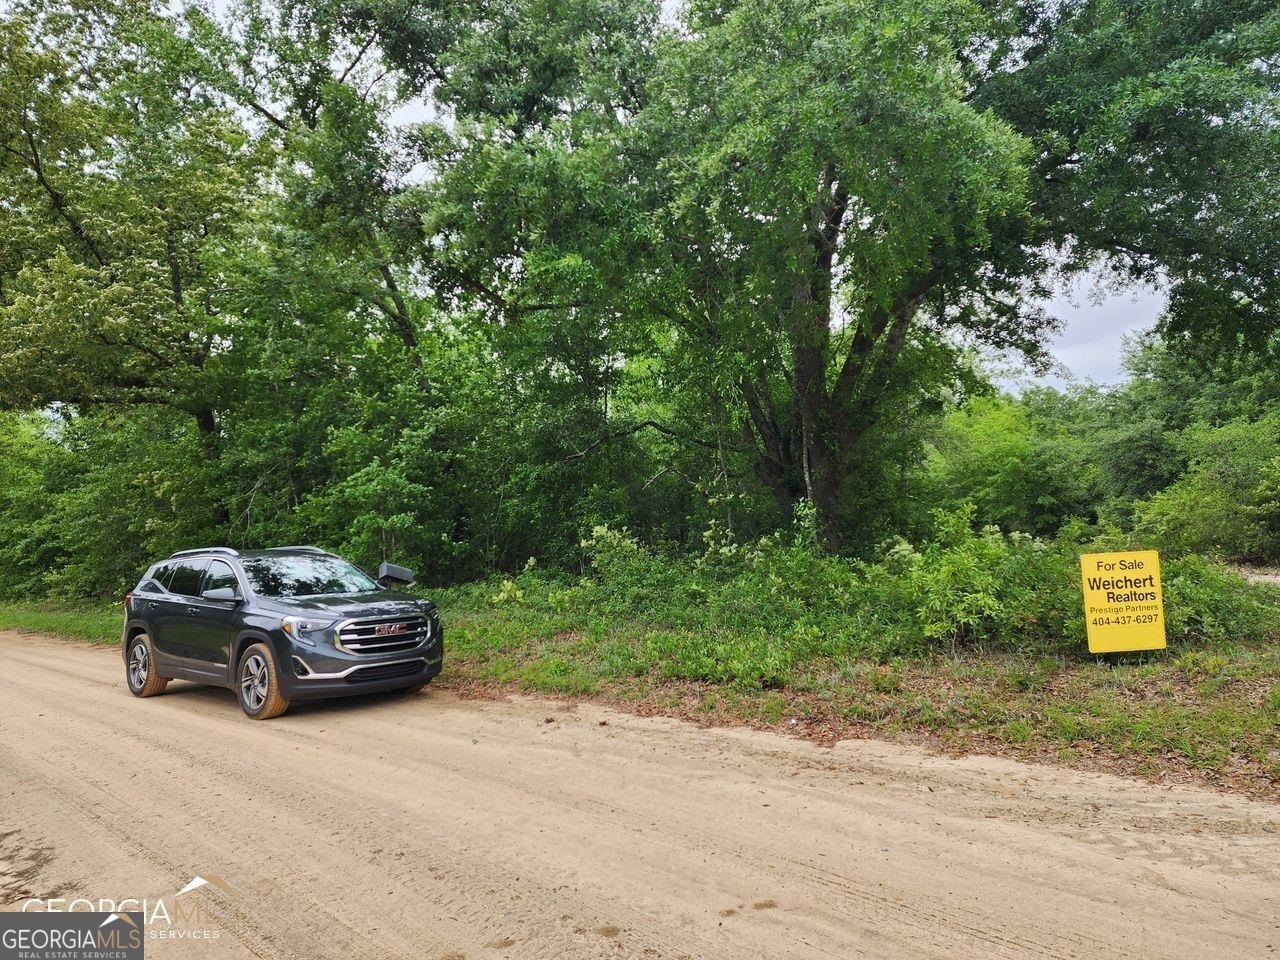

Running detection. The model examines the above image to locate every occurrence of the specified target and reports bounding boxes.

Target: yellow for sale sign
[1079,550,1166,653]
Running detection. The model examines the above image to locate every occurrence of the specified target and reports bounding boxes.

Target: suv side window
[135,566,164,594]
[151,563,176,592]
[202,560,239,596]
[168,559,209,597]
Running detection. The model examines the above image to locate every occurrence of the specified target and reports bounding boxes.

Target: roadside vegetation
[432,514,1280,798]
[0,603,121,645]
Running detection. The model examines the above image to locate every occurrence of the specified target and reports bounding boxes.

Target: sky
[1024,280,1166,388]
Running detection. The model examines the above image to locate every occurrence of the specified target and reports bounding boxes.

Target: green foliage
[443,510,1280,693]
[0,2,269,416]
[0,411,220,599]
[1162,555,1280,644]
[1,0,1279,606]
[916,337,1280,564]
[1132,415,1280,560]
[924,397,1097,534]
[876,512,1080,652]
[976,0,1280,348]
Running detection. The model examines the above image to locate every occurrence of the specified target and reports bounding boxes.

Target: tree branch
[338,35,376,86]
[563,419,725,461]
[19,122,107,267]
[248,100,289,131]
[830,265,940,411]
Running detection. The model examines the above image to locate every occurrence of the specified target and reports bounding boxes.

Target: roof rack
[168,547,240,559]
[265,545,329,554]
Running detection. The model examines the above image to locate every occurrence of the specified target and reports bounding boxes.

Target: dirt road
[1,631,1277,959]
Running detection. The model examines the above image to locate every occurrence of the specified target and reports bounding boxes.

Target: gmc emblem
[374,623,407,636]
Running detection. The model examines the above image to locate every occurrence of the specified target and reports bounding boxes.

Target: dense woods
[1,0,1278,601]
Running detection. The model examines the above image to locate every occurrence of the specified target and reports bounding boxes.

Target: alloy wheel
[241,653,268,712]
[128,641,148,691]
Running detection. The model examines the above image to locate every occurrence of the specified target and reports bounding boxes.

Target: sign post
[1079,550,1166,654]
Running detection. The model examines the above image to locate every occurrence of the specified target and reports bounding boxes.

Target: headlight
[281,616,336,646]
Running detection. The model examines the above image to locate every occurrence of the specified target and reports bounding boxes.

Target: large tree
[349,0,1278,549]
[0,1,267,440]
[3,0,1277,558]
[636,0,1046,549]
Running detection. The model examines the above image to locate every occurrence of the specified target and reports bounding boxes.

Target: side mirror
[202,586,241,603]
[377,561,415,587]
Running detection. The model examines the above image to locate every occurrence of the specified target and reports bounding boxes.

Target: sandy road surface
[1,632,1277,960]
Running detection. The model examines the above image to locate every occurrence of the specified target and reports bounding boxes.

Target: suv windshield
[240,555,379,598]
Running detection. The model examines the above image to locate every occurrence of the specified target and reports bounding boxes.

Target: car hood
[254,590,433,621]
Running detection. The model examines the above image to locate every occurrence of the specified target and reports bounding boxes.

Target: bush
[442,507,1280,689]
[923,397,1097,535]
[1131,414,1280,561]
[1162,554,1280,646]
[860,509,1080,654]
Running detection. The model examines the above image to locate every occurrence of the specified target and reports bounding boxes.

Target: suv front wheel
[126,633,169,698]
[238,642,291,719]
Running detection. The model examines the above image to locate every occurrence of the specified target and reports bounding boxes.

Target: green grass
[436,587,1280,799]
[0,602,122,644]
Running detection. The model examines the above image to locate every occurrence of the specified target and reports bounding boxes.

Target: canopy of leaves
[0,0,1276,596]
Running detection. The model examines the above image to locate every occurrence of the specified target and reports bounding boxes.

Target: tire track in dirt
[1,632,1278,959]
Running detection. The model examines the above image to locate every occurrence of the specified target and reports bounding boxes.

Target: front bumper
[281,652,443,700]
[279,628,444,701]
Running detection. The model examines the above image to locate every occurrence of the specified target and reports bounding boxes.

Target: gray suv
[121,546,443,718]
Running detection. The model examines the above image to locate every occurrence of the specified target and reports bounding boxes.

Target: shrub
[873,513,1080,653]
[442,507,1280,687]
[923,397,1097,535]
[1162,554,1280,646]
[579,525,692,617]
[1131,414,1280,562]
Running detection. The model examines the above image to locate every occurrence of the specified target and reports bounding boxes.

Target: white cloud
[1031,277,1166,387]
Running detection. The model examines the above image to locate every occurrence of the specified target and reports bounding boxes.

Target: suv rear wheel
[126,633,169,698]
[238,642,291,719]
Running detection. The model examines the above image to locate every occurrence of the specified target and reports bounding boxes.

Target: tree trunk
[808,451,845,552]
[740,270,937,551]
[731,164,942,552]
[192,406,231,525]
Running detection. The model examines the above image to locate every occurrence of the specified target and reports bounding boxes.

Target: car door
[153,558,208,664]
[133,562,177,656]
[185,559,241,678]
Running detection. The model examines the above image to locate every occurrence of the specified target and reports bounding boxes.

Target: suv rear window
[168,559,209,597]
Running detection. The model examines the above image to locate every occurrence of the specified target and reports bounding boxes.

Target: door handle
[187,607,199,616]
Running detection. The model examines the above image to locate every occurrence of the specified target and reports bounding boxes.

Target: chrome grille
[337,615,433,655]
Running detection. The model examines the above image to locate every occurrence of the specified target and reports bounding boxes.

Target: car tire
[238,642,291,720]
[126,633,169,698]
